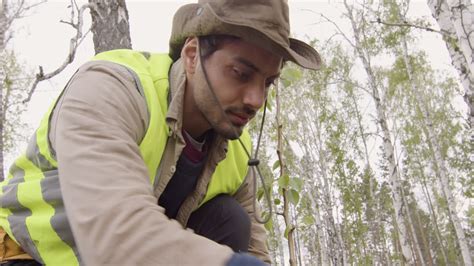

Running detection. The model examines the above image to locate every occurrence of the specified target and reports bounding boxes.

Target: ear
[181,37,199,75]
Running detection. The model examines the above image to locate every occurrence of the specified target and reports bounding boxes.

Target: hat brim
[170,3,322,70]
[288,38,322,70]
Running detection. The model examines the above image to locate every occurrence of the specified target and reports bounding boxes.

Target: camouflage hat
[169,0,321,70]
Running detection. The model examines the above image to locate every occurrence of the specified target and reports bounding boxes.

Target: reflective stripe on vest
[0,102,80,265]
[0,49,250,264]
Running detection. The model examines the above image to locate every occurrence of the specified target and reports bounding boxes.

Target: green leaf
[264,219,273,231]
[278,174,290,189]
[272,160,280,171]
[278,187,284,195]
[287,189,300,206]
[289,177,304,191]
[274,198,281,205]
[281,67,303,87]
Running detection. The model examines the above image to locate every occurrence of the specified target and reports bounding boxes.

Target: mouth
[228,112,251,127]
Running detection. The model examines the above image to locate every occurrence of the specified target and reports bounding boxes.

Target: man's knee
[214,194,250,231]
[187,194,251,252]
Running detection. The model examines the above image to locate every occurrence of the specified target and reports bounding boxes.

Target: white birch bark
[399,30,473,266]
[420,173,449,265]
[308,189,329,266]
[347,84,381,260]
[312,102,345,265]
[427,0,474,130]
[401,183,426,266]
[446,0,474,75]
[270,215,285,266]
[342,1,415,263]
[0,0,7,181]
[298,96,331,265]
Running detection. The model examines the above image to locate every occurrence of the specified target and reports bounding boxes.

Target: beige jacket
[48,58,270,265]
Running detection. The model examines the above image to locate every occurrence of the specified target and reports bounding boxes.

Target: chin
[215,124,242,140]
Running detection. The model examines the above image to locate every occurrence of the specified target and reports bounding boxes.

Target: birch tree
[25,0,132,103]
[427,0,474,131]
[88,0,132,54]
[1,0,40,180]
[250,0,473,264]
[399,24,472,266]
[342,1,415,263]
[0,0,7,180]
[378,1,473,264]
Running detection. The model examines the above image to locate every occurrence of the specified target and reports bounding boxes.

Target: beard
[197,101,248,140]
[192,62,255,140]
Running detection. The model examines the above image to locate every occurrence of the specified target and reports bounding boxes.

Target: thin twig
[370,18,451,37]
[303,8,358,49]
[23,3,91,104]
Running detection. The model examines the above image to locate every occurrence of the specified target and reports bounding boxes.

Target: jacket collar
[166,58,185,139]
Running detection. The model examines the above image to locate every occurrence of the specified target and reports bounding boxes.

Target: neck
[183,82,211,140]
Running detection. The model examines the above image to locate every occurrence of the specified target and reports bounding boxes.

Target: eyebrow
[234,57,281,78]
[235,57,260,73]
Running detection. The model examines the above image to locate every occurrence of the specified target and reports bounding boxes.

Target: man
[0,0,320,265]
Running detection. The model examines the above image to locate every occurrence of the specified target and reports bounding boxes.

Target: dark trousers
[187,194,251,253]
[2,194,251,265]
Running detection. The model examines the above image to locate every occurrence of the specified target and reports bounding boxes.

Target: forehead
[214,39,282,76]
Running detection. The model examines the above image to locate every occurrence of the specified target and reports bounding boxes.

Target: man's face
[189,38,282,139]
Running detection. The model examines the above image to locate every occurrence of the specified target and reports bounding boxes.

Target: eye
[232,67,250,82]
[265,79,276,88]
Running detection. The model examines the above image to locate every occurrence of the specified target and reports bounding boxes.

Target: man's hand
[226,253,269,266]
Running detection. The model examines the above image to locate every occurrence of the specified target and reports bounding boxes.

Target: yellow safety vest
[0,50,251,265]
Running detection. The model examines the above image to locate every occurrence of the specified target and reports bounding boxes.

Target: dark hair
[199,35,239,58]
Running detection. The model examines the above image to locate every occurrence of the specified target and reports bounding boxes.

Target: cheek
[207,68,242,105]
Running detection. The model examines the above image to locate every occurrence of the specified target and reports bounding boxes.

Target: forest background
[0,0,472,265]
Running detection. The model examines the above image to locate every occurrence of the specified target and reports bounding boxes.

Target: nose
[242,83,266,111]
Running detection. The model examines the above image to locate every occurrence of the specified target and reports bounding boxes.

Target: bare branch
[23,3,91,104]
[370,18,451,37]
[302,8,357,49]
[59,19,76,28]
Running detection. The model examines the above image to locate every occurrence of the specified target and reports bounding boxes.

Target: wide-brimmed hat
[169,0,321,70]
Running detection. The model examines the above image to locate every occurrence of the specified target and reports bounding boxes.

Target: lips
[228,112,250,127]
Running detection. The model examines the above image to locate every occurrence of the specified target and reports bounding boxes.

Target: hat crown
[169,0,321,69]
[199,0,290,44]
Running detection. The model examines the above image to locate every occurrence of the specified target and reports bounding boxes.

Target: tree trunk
[420,174,448,265]
[0,0,8,181]
[313,105,344,265]
[411,192,435,266]
[88,0,132,54]
[309,192,328,266]
[343,1,414,263]
[402,188,425,266]
[291,207,304,266]
[427,0,474,130]
[399,28,472,266]
[347,84,380,264]
[275,219,286,266]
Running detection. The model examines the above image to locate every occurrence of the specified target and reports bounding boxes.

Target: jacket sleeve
[233,167,272,264]
[50,61,234,265]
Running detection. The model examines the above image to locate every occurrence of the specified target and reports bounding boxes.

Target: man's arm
[51,61,234,265]
[233,168,272,264]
